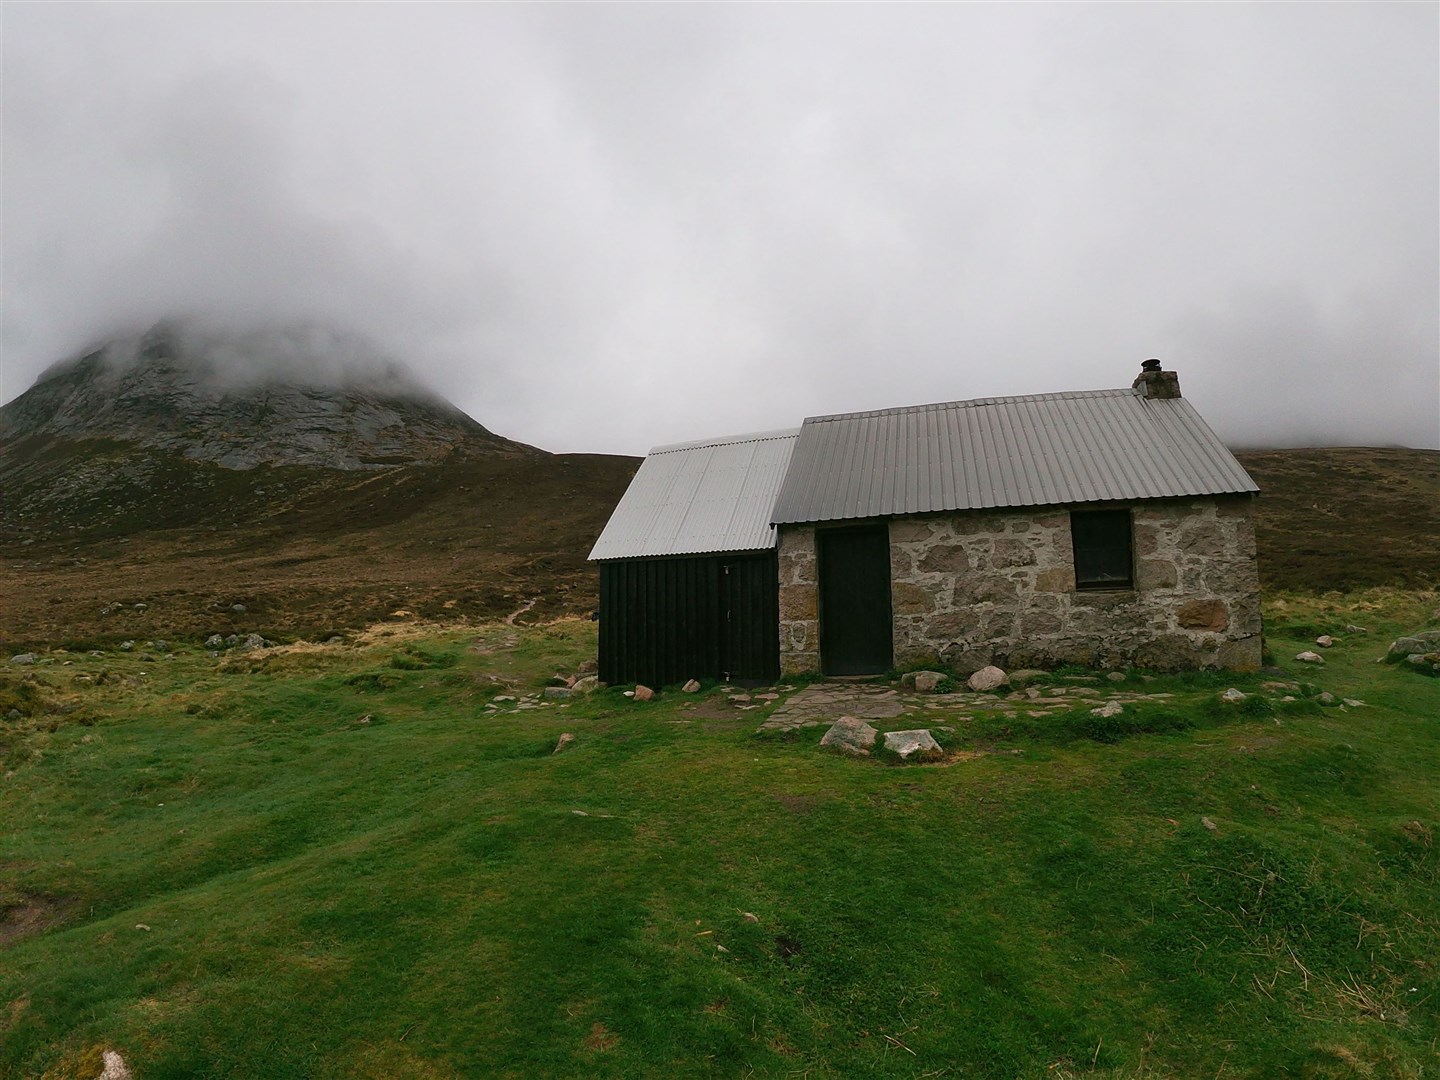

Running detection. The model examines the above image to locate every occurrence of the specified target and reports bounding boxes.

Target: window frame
[1070,508,1135,590]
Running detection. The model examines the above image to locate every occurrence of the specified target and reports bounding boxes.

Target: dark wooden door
[818,526,892,675]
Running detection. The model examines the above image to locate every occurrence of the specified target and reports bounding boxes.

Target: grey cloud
[3,3,1435,453]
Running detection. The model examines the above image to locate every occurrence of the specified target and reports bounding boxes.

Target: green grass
[2,594,1438,1078]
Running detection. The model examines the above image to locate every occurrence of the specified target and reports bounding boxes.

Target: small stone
[1090,701,1124,718]
[1219,688,1247,703]
[1343,698,1365,707]
[742,911,759,923]
[912,671,945,694]
[819,716,878,756]
[231,603,247,614]
[132,603,147,611]
[240,633,266,651]
[883,729,942,760]
[1106,671,1127,682]
[1315,635,1334,648]
[8,653,36,664]
[1316,692,1337,705]
[99,1049,133,1080]
[634,685,655,702]
[1295,651,1325,665]
[967,666,1009,692]
[204,634,224,648]
[135,923,151,931]
[682,679,701,693]
[119,640,135,651]
[1343,624,1368,634]
[553,732,576,754]
[571,675,600,694]
[1201,816,1218,832]
[543,686,572,700]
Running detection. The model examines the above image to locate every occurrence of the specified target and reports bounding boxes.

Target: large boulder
[819,717,878,756]
[1386,631,1440,662]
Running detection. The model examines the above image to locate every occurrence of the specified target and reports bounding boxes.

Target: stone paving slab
[757,680,1189,734]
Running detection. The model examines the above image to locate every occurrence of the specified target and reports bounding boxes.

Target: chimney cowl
[1133,359,1181,399]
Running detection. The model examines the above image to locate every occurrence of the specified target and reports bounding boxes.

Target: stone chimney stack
[1132,358,1181,399]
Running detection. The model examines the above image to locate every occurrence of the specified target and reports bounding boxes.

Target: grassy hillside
[1237,447,1440,592]
[0,439,639,648]
[3,590,1436,1077]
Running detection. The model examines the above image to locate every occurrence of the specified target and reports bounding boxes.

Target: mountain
[0,321,525,470]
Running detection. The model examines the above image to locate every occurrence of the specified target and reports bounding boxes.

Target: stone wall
[776,496,1262,675]
[778,525,820,675]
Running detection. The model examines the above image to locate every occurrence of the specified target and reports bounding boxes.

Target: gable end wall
[777,495,1261,674]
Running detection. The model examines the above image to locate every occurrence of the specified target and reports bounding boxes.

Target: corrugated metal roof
[589,428,800,560]
[771,388,1257,524]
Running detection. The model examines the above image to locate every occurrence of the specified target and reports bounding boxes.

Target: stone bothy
[593,362,1262,685]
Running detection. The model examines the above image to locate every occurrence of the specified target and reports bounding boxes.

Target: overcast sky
[3,3,1437,454]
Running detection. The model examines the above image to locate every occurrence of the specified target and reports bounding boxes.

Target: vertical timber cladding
[598,552,780,686]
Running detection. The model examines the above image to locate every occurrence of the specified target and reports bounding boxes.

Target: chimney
[1132,358,1181,399]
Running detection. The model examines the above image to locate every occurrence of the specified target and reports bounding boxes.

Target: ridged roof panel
[771,389,1257,524]
[589,429,799,560]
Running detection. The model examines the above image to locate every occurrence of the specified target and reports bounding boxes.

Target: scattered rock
[230,603,247,614]
[1201,816,1218,832]
[1316,692,1337,706]
[967,666,1009,692]
[741,911,759,923]
[132,603,148,611]
[1261,680,1301,693]
[571,675,600,694]
[8,653,36,665]
[1090,701,1124,718]
[543,686,572,700]
[883,729,942,760]
[119,641,135,651]
[99,1049,133,1080]
[1315,635,1334,648]
[240,634,266,651]
[553,732,576,754]
[204,634,224,649]
[912,671,945,694]
[682,679,701,693]
[900,670,945,692]
[1069,687,1102,698]
[1219,688,1247,703]
[633,685,655,702]
[1343,698,1365,707]
[134,924,151,932]
[1344,624,1368,634]
[1106,671,1127,683]
[356,714,372,725]
[1294,651,1325,665]
[577,658,599,675]
[819,717,878,756]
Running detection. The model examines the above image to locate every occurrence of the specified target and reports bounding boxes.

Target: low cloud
[3,4,1436,452]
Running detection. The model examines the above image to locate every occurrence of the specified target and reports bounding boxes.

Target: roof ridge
[650,427,800,455]
[805,388,1133,424]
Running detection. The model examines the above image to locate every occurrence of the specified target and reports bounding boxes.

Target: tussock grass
[2,598,1437,1078]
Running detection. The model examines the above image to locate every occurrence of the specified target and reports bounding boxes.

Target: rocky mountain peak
[0,320,530,469]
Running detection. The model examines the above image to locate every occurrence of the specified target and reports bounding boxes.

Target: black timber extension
[598,552,780,687]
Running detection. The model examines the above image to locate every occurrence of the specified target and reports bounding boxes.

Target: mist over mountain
[0,320,528,470]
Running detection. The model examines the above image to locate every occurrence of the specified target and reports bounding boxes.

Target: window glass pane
[1071,509,1132,588]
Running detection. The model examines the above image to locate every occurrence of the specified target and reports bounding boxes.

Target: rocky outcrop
[0,321,528,470]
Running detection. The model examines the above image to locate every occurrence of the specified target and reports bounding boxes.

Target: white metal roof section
[589,428,800,560]
[770,389,1257,524]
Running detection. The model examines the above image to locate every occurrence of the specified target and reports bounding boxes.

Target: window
[1071,509,1133,589]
